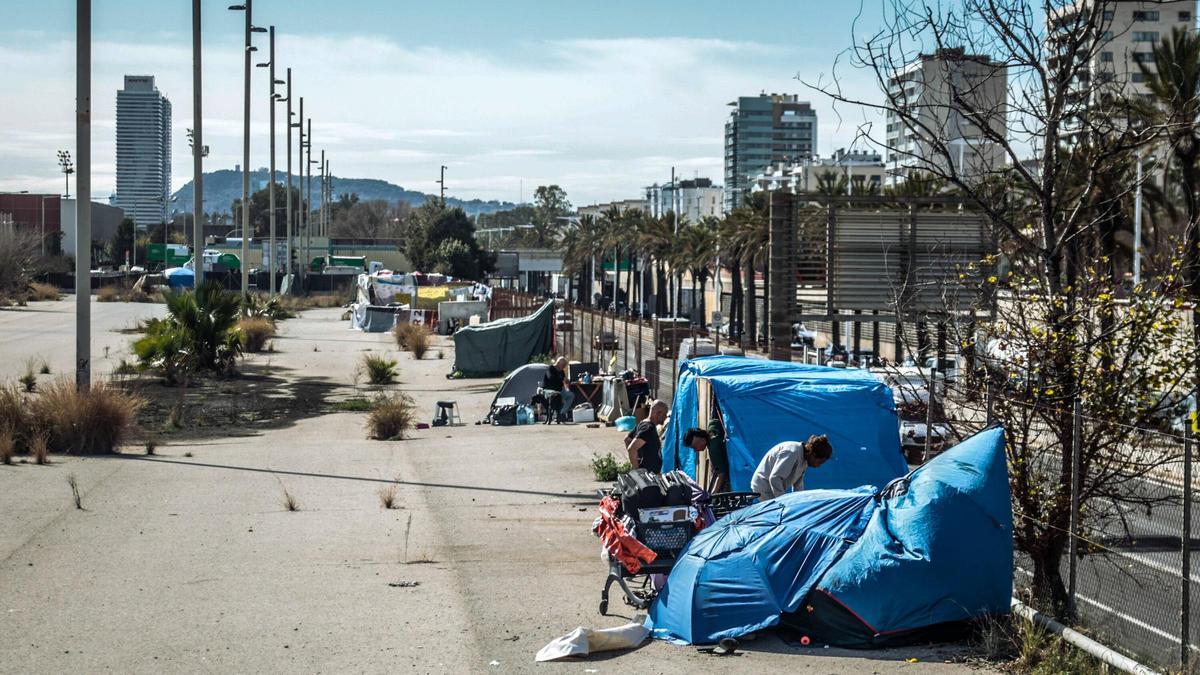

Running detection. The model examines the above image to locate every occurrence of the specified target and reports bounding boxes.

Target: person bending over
[750,434,833,501]
[705,404,730,494]
[626,400,668,473]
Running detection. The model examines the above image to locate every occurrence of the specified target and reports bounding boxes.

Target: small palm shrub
[361,354,399,385]
[366,393,416,440]
[134,280,243,382]
[29,380,143,454]
[237,317,276,353]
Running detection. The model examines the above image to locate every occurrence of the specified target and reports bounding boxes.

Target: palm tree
[684,219,719,325]
[728,193,768,345]
[638,213,674,316]
[718,214,744,339]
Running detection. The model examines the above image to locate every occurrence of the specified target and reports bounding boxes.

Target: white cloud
[0,30,874,205]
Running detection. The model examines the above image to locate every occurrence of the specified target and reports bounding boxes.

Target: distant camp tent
[163,267,194,290]
[663,356,907,492]
[452,301,555,376]
[490,363,551,408]
[648,426,1012,646]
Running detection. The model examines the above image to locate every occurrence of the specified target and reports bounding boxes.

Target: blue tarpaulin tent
[164,267,194,290]
[662,356,906,492]
[647,426,1012,646]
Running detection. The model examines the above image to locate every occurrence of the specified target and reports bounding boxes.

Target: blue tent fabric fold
[647,487,877,644]
[647,426,1012,646]
[662,356,906,492]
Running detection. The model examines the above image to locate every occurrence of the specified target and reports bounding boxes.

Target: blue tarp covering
[164,267,194,289]
[647,487,877,644]
[647,426,1012,645]
[662,356,906,492]
[813,426,1013,636]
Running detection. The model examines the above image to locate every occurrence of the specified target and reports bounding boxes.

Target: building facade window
[1102,10,1114,20]
[1132,10,1160,21]
[1181,11,1193,21]
[1100,51,1113,62]
[1132,31,1160,42]
[1131,72,1146,83]
[1131,52,1153,63]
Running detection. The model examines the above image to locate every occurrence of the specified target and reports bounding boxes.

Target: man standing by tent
[750,435,833,501]
[626,400,668,473]
[541,357,574,422]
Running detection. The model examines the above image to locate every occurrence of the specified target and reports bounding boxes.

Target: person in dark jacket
[541,357,574,423]
[626,400,668,473]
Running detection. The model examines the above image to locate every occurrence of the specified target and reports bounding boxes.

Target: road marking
[1016,566,1199,652]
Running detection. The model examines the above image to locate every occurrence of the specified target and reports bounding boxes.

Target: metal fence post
[923,368,936,463]
[1184,405,1194,669]
[986,380,995,426]
[1068,396,1082,621]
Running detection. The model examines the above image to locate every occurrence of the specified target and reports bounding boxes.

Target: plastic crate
[640,521,693,553]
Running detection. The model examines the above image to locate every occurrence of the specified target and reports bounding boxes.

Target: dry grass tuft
[280,482,300,511]
[29,379,143,454]
[166,402,184,430]
[0,384,29,445]
[30,434,49,465]
[0,428,13,465]
[366,393,417,441]
[378,476,402,509]
[96,286,120,302]
[66,473,82,509]
[145,436,158,455]
[394,323,431,359]
[237,316,276,353]
[28,282,60,301]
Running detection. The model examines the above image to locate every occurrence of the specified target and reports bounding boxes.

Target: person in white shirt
[750,435,833,501]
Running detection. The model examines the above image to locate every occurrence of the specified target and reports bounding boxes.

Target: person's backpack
[491,404,518,426]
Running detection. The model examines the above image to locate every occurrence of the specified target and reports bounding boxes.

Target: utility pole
[233,0,254,306]
[324,157,330,238]
[438,165,447,207]
[265,25,278,295]
[191,0,205,287]
[284,68,293,292]
[319,150,326,239]
[75,0,92,390]
[305,117,313,282]
[297,96,305,290]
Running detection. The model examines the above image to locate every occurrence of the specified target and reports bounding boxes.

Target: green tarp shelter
[452,300,555,376]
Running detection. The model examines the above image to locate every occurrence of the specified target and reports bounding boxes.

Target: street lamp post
[257,25,279,294]
[75,0,91,390]
[305,118,313,281]
[57,150,74,198]
[319,150,325,238]
[230,1,265,306]
[296,96,306,289]
[283,68,293,293]
[192,0,205,287]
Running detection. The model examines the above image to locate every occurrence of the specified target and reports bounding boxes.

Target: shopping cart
[597,489,696,616]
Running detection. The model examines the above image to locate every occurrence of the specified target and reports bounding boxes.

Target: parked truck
[147,243,191,270]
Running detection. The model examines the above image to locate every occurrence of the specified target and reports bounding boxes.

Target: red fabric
[593,496,657,574]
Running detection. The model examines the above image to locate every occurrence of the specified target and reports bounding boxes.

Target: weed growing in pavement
[19,363,36,393]
[66,473,82,509]
[279,482,300,512]
[39,361,51,375]
[591,454,632,482]
[166,402,184,430]
[0,384,29,446]
[145,437,158,455]
[378,479,401,509]
[0,428,13,465]
[29,380,143,454]
[361,354,399,385]
[31,434,49,465]
[366,393,417,440]
[237,316,276,353]
[28,282,60,301]
[408,329,431,360]
[183,451,193,458]
[436,350,444,360]
[113,359,138,376]
[332,397,373,412]
[968,614,1102,674]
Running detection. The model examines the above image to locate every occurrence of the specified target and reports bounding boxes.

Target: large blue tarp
[662,356,906,492]
[647,426,1012,645]
[647,487,877,643]
[813,426,1013,636]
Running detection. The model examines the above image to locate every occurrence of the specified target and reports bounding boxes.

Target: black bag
[617,468,664,513]
[491,404,518,426]
[658,471,693,507]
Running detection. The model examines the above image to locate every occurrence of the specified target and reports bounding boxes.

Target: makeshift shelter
[489,363,551,408]
[163,267,194,290]
[785,426,1013,647]
[648,426,1012,646]
[662,356,906,492]
[453,301,554,376]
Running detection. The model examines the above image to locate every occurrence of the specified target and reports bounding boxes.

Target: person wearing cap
[750,434,833,501]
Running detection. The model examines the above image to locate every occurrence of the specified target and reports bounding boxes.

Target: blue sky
[0,1,886,206]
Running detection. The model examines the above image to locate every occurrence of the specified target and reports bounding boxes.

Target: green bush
[242,294,295,321]
[591,453,632,482]
[134,280,243,383]
[361,354,399,385]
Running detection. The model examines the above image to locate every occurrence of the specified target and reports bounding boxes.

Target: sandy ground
[0,301,988,673]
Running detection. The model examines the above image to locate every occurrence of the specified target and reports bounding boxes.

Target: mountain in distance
[171,168,515,217]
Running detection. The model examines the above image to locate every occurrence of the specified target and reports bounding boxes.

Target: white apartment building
[114,75,172,230]
[647,177,723,222]
[576,198,649,220]
[885,48,1007,184]
[1049,1,1195,124]
[751,148,887,195]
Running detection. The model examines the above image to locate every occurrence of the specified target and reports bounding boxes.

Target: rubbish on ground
[586,423,600,429]
[648,427,1011,648]
[661,356,908,491]
[388,581,420,588]
[535,622,649,662]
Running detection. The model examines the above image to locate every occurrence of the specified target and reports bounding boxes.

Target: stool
[434,400,462,426]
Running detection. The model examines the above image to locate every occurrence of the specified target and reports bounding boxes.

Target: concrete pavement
[0,302,985,673]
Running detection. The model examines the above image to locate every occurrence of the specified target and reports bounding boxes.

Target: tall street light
[296,96,306,288]
[75,0,91,390]
[283,68,293,293]
[319,150,325,238]
[191,0,205,287]
[57,150,74,198]
[305,118,314,280]
[257,25,278,295]
[229,2,265,306]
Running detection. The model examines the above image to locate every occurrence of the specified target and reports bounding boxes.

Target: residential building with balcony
[724,93,817,211]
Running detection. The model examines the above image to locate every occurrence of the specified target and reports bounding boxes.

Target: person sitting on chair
[750,435,833,501]
[541,357,574,423]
